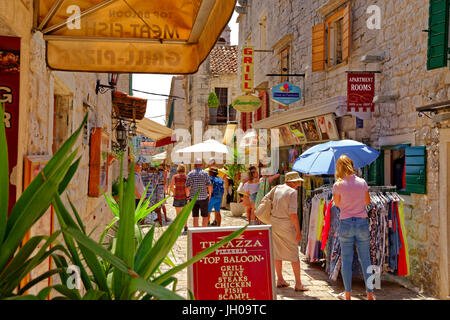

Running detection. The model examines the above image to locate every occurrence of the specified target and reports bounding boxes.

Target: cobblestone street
[151,198,435,300]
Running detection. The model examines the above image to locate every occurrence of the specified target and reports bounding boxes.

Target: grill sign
[347,73,375,112]
[241,46,254,93]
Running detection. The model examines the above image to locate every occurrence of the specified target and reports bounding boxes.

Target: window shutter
[246,112,252,129]
[405,146,427,194]
[342,4,351,61]
[312,23,326,72]
[368,150,384,186]
[241,112,247,131]
[427,0,449,70]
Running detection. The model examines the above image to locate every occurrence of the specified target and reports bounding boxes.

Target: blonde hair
[177,164,186,173]
[335,155,354,181]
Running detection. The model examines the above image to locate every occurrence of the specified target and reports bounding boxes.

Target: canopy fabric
[222,124,237,145]
[175,139,228,154]
[152,151,167,161]
[136,117,173,141]
[292,140,380,175]
[37,0,237,73]
[112,91,147,120]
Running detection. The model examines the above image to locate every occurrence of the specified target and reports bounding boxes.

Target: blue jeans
[339,217,374,293]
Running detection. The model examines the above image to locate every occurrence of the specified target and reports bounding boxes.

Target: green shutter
[368,150,384,186]
[405,146,427,194]
[427,0,449,70]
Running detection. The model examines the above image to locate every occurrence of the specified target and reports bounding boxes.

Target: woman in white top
[242,166,260,225]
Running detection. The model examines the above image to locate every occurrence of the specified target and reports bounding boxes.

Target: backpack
[211,176,224,198]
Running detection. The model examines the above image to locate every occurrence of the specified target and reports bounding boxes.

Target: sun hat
[194,157,203,165]
[284,171,304,183]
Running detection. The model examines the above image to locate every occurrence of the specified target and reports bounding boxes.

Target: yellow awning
[136,117,173,141]
[37,0,237,73]
[222,123,237,145]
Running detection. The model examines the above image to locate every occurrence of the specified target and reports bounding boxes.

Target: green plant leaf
[98,216,119,247]
[136,192,199,279]
[0,102,9,245]
[67,196,86,235]
[52,284,81,300]
[58,157,81,195]
[82,289,108,300]
[134,224,155,270]
[52,196,93,291]
[129,277,184,300]
[18,268,65,295]
[62,227,137,278]
[4,295,40,300]
[0,148,79,271]
[154,225,247,285]
[113,162,136,299]
[37,287,53,300]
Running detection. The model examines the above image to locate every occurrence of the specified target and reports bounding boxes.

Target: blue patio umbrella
[292,140,380,175]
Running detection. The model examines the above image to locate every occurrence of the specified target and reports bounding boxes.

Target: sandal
[276,280,289,288]
[294,283,309,292]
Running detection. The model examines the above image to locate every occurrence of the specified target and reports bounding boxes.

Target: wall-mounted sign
[232,94,261,112]
[188,225,276,300]
[271,81,301,106]
[1,36,20,215]
[241,46,254,93]
[347,73,375,112]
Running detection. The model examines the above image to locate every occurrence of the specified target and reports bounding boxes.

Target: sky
[132,11,240,125]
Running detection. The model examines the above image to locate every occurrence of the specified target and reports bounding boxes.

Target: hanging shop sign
[0,36,20,215]
[347,73,375,112]
[188,225,276,300]
[232,94,261,112]
[241,46,254,93]
[271,81,301,106]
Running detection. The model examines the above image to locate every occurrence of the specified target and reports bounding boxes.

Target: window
[427,0,450,70]
[312,3,351,72]
[209,88,229,124]
[367,145,427,194]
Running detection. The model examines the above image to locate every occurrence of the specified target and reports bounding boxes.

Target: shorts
[249,193,257,204]
[192,199,209,218]
[173,198,187,208]
[208,197,222,212]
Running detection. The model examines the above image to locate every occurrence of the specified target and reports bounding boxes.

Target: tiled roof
[210,45,238,74]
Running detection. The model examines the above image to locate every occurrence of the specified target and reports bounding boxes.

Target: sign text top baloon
[36,0,237,74]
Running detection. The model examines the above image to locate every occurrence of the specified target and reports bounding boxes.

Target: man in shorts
[186,158,212,227]
[208,167,225,226]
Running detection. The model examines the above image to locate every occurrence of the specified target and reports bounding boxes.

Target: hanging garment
[306,196,320,262]
[321,200,334,250]
[394,202,408,276]
[397,201,410,275]
[316,199,326,243]
[300,198,311,254]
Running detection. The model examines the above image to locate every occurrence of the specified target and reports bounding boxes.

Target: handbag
[255,186,278,225]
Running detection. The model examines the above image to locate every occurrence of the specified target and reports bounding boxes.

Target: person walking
[157,166,169,224]
[170,164,188,232]
[242,166,260,225]
[332,155,375,301]
[142,166,163,226]
[186,158,212,227]
[208,167,225,226]
[261,171,307,291]
[134,163,145,209]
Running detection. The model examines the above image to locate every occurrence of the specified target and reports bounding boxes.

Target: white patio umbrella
[175,139,229,154]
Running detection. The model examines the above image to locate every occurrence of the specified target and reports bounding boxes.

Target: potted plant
[207,92,219,108]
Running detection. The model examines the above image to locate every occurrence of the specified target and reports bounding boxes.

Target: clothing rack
[308,184,333,196]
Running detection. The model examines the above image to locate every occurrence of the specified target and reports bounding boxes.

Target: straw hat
[284,171,304,183]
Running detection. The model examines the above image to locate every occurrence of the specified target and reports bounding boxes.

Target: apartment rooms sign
[347,73,375,112]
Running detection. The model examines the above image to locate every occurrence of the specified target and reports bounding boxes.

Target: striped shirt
[186,168,211,200]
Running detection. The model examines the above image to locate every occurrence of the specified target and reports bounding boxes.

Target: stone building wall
[1,0,128,295]
[237,0,448,297]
